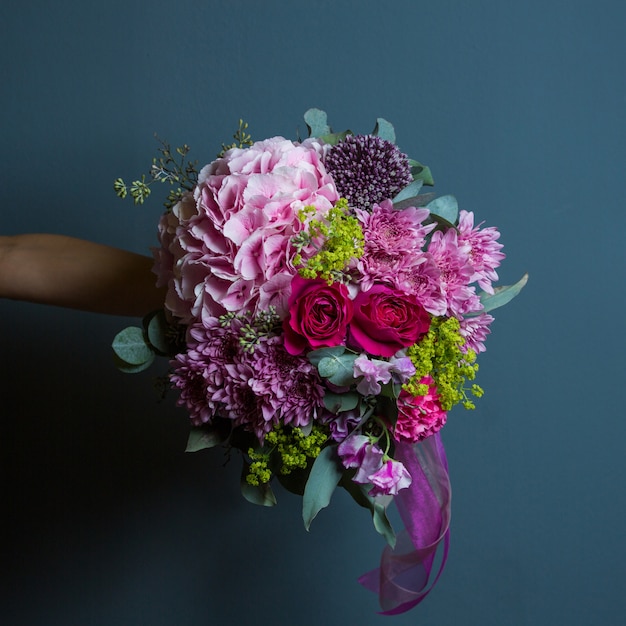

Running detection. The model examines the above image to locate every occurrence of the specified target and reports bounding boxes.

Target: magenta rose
[283,275,353,355]
[349,285,430,357]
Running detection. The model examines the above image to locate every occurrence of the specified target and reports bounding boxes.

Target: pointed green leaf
[112,326,154,365]
[393,192,437,211]
[372,501,397,548]
[393,179,424,204]
[479,273,528,313]
[409,159,434,186]
[303,445,343,530]
[427,195,459,224]
[323,391,360,414]
[372,117,396,143]
[318,130,351,146]
[185,426,228,452]
[304,108,331,138]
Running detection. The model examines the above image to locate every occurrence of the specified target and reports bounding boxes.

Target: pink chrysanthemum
[459,312,494,354]
[457,210,505,294]
[355,200,434,290]
[394,378,447,443]
[427,228,481,317]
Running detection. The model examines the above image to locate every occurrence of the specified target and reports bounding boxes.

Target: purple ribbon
[359,432,451,614]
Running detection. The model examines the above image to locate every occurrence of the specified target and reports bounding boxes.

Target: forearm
[0,234,165,317]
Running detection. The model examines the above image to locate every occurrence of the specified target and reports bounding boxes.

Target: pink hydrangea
[153,137,340,325]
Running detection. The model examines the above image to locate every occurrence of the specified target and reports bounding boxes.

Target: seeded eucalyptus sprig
[114,137,199,210]
[218,118,253,157]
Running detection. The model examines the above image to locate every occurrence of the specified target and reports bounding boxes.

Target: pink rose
[394,379,447,443]
[349,285,430,357]
[283,275,353,355]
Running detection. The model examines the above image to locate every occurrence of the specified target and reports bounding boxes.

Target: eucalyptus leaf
[112,352,154,374]
[393,192,437,211]
[307,346,346,367]
[372,117,396,143]
[392,179,424,204]
[427,195,459,224]
[146,309,175,356]
[112,326,154,366]
[318,353,359,387]
[304,108,331,138]
[303,445,343,530]
[323,391,360,414]
[479,273,528,313]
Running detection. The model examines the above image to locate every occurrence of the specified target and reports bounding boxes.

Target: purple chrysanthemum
[324,135,412,210]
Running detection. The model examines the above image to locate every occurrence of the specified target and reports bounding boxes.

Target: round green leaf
[112,326,153,365]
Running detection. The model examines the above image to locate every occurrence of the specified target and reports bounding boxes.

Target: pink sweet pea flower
[368,459,412,497]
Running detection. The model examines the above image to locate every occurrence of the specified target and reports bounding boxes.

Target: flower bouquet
[112,109,526,614]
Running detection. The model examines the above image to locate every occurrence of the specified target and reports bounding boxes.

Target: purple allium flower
[324,135,412,210]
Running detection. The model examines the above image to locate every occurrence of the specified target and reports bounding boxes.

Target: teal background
[1,1,625,624]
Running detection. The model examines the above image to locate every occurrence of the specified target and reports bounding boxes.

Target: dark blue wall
[2,1,625,624]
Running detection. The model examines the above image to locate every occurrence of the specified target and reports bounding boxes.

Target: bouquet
[113,109,526,614]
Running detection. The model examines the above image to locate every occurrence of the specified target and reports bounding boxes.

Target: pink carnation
[394,378,447,443]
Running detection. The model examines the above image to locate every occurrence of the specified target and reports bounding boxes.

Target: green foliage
[427,195,459,225]
[294,199,364,283]
[185,424,230,452]
[372,117,396,143]
[308,346,359,387]
[218,118,253,157]
[302,444,343,530]
[114,137,199,211]
[241,459,277,506]
[479,273,528,313]
[405,317,482,411]
[409,159,434,186]
[304,108,331,138]
[112,326,154,370]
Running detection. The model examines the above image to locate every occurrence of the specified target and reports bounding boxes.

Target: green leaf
[372,117,396,143]
[393,179,424,204]
[323,391,360,414]
[427,195,459,224]
[409,159,434,186]
[112,352,154,374]
[318,353,358,387]
[145,309,175,355]
[393,192,437,211]
[185,425,228,452]
[304,108,331,138]
[372,500,397,548]
[112,326,154,365]
[240,462,277,507]
[479,273,528,313]
[307,346,346,367]
[317,130,351,146]
[302,445,343,530]
[339,477,396,548]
